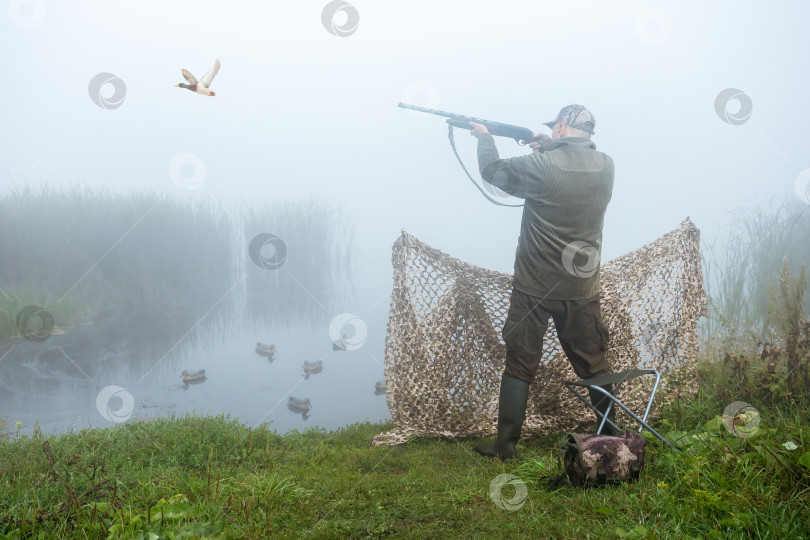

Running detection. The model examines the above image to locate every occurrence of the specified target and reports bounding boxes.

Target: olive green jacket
[477,134,614,300]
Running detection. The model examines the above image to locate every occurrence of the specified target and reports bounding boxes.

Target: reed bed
[0,186,353,341]
[700,197,810,359]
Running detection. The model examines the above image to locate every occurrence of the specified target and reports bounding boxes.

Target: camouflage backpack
[553,430,646,488]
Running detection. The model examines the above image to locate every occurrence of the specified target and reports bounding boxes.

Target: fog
[2,0,809,435]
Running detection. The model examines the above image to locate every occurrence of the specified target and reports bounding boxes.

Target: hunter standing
[469,105,616,460]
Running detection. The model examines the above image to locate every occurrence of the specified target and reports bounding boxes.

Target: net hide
[373,218,707,446]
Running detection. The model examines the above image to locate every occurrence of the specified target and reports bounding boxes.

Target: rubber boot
[589,383,618,435]
[475,376,530,460]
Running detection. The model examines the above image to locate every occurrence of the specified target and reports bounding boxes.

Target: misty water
[0,315,389,437]
[0,191,391,437]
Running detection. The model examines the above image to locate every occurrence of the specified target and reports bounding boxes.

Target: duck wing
[199,59,220,88]
[181,69,198,85]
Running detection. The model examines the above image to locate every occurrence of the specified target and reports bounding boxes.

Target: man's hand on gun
[470,122,552,153]
[528,133,552,153]
[468,121,490,137]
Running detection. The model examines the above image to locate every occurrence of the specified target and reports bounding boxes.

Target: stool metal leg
[597,400,612,434]
[564,383,622,436]
[587,385,676,450]
[640,371,662,426]
[565,372,677,451]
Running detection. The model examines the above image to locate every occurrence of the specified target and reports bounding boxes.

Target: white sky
[2,0,809,297]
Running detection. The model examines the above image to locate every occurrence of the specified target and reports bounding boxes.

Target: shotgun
[398,102,536,145]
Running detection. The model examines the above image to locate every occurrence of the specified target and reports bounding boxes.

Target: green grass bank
[1,364,809,539]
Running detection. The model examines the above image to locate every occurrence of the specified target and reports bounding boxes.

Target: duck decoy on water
[179,369,206,384]
[332,334,348,351]
[288,397,312,420]
[375,380,386,395]
[302,360,323,379]
[255,342,277,357]
[175,59,220,96]
[288,397,311,412]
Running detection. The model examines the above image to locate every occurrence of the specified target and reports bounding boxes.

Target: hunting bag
[558,430,646,487]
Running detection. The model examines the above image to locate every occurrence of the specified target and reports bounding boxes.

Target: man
[469,104,616,460]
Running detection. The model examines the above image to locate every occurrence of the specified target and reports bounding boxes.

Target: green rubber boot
[589,383,619,436]
[475,376,530,460]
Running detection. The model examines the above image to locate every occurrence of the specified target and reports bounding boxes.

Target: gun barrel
[398,102,454,118]
[399,102,536,144]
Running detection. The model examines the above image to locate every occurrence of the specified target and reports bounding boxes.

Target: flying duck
[175,59,220,96]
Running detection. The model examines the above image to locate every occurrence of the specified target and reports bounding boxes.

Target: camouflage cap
[543,104,596,135]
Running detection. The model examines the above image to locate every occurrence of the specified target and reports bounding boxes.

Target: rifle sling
[447,124,524,208]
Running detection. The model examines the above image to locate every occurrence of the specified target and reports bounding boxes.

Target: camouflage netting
[373,218,707,446]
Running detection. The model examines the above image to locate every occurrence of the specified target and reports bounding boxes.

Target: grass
[1,373,808,539]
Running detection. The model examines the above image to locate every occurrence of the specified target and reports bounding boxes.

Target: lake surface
[0,310,390,437]
[0,191,397,439]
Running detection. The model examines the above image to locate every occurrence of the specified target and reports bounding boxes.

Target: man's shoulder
[599,151,615,171]
[543,143,612,174]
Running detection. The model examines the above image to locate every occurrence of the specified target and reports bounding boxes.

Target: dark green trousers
[502,288,611,384]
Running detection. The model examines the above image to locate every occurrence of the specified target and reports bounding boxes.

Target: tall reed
[700,197,810,359]
[239,196,355,330]
[0,186,353,340]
